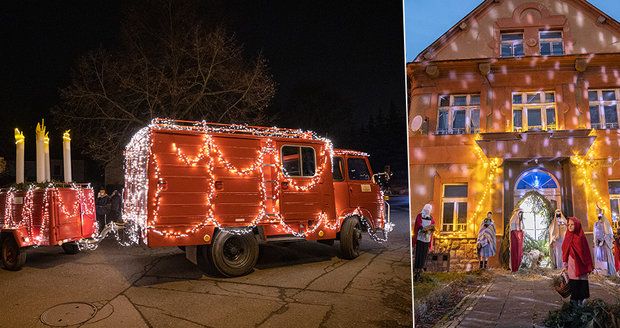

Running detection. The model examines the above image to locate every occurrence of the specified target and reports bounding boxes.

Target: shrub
[544,299,620,327]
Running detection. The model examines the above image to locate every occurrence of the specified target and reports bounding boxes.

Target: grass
[413,271,470,300]
[413,270,491,328]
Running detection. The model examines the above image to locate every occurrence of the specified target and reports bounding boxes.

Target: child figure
[477,222,496,269]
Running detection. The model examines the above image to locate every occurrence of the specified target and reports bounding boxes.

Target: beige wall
[425,0,620,61]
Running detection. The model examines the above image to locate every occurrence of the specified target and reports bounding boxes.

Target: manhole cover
[40,302,97,326]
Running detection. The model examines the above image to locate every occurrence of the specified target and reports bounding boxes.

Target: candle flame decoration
[14,128,25,144]
[63,130,71,142]
[36,119,46,138]
[44,132,49,145]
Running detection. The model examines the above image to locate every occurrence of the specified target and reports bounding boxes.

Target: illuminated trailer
[0,125,98,271]
[123,118,390,277]
[0,185,97,270]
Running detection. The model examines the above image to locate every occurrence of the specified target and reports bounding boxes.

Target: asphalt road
[0,196,413,328]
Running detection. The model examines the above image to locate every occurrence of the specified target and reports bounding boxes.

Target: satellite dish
[410,115,423,132]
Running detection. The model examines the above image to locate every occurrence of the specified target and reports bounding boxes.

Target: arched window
[516,170,557,190]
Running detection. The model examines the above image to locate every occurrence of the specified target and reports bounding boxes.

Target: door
[278,144,323,232]
[332,156,349,215]
[346,156,382,226]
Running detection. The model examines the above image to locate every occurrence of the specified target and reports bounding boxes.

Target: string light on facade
[571,154,610,216]
[470,144,502,233]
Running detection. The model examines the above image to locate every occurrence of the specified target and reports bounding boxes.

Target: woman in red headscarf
[562,217,594,307]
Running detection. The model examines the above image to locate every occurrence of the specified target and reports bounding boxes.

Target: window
[516,170,558,190]
[332,157,344,181]
[500,33,524,57]
[281,146,316,177]
[588,89,619,129]
[539,31,564,56]
[512,91,557,131]
[436,94,480,135]
[441,184,468,232]
[347,158,371,181]
[609,181,620,229]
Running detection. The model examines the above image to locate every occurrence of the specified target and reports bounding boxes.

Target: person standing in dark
[109,189,122,222]
[95,187,110,230]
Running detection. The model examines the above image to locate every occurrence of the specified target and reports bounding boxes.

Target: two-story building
[408,0,620,270]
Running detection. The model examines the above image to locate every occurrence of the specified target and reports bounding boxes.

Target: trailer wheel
[339,217,362,259]
[61,242,81,255]
[208,231,258,277]
[1,236,26,271]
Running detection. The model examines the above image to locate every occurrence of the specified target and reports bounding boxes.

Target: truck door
[278,144,323,232]
[332,156,348,216]
[346,157,382,227]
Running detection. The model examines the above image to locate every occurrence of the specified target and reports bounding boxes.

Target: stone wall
[434,237,502,271]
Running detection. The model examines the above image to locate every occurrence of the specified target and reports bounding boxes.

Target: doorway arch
[513,169,560,241]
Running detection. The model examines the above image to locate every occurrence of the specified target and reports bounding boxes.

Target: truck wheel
[2,236,26,271]
[208,231,258,277]
[339,217,362,259]
[61,242,81,255]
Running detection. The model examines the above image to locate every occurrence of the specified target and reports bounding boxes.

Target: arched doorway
[514,169,560,241]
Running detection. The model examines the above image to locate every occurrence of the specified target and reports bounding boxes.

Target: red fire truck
[0,185,97,270]
[123,119,390,277]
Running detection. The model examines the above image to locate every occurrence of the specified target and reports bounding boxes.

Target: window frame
[332,156,345,182]
[608,180,620,229]
[346,157,372,181]
[588,89,620,130]
[539,30,564,56]
[441,183,468,233]
[500,32,524,58]
[436,94,481,135]
[511,91,557,132]
[280,145,317,178]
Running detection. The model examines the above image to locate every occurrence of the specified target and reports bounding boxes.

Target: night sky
[0,1,405,139]
[0,1,406,184]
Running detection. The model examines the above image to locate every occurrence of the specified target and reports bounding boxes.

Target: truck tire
[207,230,258,277]
[61,242,81,255]
[339,217,362,259]
[1,236,26,271]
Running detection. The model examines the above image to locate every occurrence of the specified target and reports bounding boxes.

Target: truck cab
[332,149,386,232]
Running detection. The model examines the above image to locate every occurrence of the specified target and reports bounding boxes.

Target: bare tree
[54,0,276,164]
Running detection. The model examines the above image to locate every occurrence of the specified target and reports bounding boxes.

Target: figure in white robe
[549,209,567,269]
[593,211,617,276]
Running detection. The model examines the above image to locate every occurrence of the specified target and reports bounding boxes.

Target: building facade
[408,0,620,270]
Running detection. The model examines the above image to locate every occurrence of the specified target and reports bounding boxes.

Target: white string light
[0,183,95,246]
[122,119,389,244]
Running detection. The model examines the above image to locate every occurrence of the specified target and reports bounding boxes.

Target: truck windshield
[347,158,370,181]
